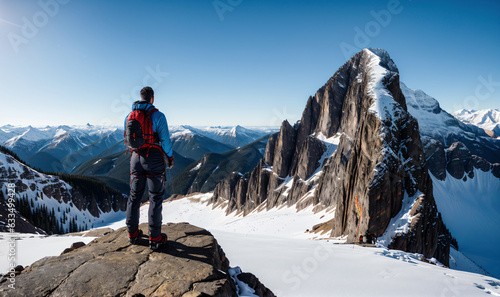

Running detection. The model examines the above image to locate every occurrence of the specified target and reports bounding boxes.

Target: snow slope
[401,82,471,144]
[0,152,124,232]
[5,193,499,296]
[112,194,500,296]
[454,109,500,138]
[431,169,500,278]
[107,193,335,239]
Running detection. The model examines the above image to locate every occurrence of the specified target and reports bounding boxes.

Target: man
[124,86,174,250]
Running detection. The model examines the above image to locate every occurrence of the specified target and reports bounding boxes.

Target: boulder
[0,223,273,297]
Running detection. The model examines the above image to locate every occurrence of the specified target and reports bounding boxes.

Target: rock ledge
[0,223,273,297]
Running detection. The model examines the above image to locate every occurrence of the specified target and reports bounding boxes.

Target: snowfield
[2,193,499,296]
[431,169,500,279]
[0,233,96,271]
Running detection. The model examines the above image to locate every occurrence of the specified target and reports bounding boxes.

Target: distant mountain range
[453,109,500,138]
[1,124,277,194]
[172,125,275,148]
[1,124,121,173]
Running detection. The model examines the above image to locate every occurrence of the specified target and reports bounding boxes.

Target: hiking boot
[128,229,143,245]
[149,233,168,250]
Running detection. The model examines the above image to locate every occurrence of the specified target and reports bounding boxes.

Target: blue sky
[0,0,499,127]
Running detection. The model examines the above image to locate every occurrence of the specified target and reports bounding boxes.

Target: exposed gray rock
[422,137,446,180]
[243,160,271,215]
[263,133,278,166]
[61,241,86,255]
[0,223,273,297]
[271,120,297,178]
[472,155,492,172]
[294,136,326,180]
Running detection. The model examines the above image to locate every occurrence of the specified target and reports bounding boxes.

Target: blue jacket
[124,101,174,158]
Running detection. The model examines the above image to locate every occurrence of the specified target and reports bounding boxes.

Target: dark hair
[140,86,154,102]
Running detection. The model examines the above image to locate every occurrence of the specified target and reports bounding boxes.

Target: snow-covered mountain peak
[364,48,401,120]
[400,82,441,114]
[365,48,398,73]
[7,126,53,144]
[452,109,500,137]
[229,125,249,136]
[399,81,477,144]
[54,128,68,138]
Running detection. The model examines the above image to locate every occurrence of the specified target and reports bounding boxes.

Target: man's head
[140,86,154,103]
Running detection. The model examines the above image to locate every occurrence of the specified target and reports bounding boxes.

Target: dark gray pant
[126,148,165,239]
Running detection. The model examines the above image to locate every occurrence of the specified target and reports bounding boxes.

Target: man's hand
[167,155,174,169]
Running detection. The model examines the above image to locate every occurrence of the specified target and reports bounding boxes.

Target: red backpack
[124,108,159,151]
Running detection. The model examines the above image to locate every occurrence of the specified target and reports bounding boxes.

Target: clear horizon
[0,123,282,129]
[1,0,499,127]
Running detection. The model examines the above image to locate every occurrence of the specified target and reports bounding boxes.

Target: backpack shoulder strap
[147,108,159,116]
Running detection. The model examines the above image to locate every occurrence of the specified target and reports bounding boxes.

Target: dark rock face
[209,49,451,264]
[294,136,326,180]
[237,273,276,297]
[446,142,474,180]
[422,137,446,180]
[0,223,273,297]
[493,164,500,179]
[271,120,297,178]
[427,140,500,183]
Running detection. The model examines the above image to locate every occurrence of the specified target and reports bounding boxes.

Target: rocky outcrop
[0,223,274,297]
[210,48,451,264]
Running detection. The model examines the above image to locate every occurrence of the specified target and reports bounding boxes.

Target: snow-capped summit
[364,48,401,120]
[401,82,500,165]
[170,125,273,149]
[365,48,399,73]
[1,125,124,172]
[453,108,500,138]
[4,125,55,145]
[401,82,441,113]
[401,82,466,141]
